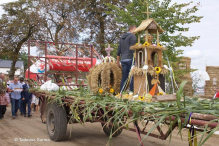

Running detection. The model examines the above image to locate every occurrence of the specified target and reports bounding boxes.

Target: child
[35,95,39,117]
[0,89,8,119]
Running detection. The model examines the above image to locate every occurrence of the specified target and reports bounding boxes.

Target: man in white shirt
[8,77,23,119]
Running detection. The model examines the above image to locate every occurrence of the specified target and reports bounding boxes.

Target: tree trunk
[99,16,106,57]
[9,56,19,80]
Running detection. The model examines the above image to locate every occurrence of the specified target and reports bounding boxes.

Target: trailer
[27,40,219,146]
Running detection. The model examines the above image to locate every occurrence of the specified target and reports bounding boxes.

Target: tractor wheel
[46,103,67,141]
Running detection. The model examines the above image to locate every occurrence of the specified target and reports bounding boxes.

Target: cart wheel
[46,103,67,141]
[101,123,123,137]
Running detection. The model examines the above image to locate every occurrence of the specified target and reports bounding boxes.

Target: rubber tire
[102,123,123,137]
[46,103,67,141]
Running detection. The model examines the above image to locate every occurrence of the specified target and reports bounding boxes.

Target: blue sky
[1,0,218,74]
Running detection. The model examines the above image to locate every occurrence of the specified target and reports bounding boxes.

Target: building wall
[176,57,194,96]
[205,66,219,98]
[0,68,21,76]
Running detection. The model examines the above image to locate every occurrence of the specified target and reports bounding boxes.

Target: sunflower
[110,88,114,93]
[99,88,103,93]
[143,42,150,46]
[139,96,145,100]
[155,67,161,74]
[158,43,162,47]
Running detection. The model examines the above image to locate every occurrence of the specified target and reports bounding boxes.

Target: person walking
[0,73,5,83]
[0,91,8,119]
[117,25,137,92]
[35,95,39,117]
[21,80,32,117]
[0,81,9,119]
[8,77,23,119]
[19,77,25,115]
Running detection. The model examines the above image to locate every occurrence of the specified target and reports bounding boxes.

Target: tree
[107,0,202,90]
[18,51,29,73]
[0,0,40,80]
[35,0,79,43]
[72,0,130,56]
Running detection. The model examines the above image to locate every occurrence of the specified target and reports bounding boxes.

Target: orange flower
[110,88,114,93]
[99,88,103,93]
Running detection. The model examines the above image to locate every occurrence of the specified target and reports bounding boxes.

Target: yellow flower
[157,92,163,95]
[158,43,162,47]
[135,43,139,45]
[110,88,114,93]
[155,67,161,74]
[143,42,150,46]
[99,88,103,93]
[139,96,145,101]
[124,94,129,98]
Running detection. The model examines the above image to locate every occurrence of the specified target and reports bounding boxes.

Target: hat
[66,75,72,78]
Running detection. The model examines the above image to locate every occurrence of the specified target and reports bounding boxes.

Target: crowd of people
[0,73,85,120]
[0,73,39,119]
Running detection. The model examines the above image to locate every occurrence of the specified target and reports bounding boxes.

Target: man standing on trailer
[117,25,137,92]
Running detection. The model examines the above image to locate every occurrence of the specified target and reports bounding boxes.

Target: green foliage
[72,0,131,56]
[18,51,29,72]
[0,0,39,79]
[32,84,219,146]
[107,0,202,90]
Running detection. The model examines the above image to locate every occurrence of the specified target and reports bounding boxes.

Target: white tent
[191,70,210,81]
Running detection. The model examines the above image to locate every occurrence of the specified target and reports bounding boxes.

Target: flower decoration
[158,43,162,47]
[125,94,129,98]
[143,42,150,46]
[145,94,152,103]
[157,92,163,95]
[139,96,145,101]
[155,67,161,74]
[143,65,148,70]
[135,43,139,45]
[110,88,114,93]
[99,88,103,93]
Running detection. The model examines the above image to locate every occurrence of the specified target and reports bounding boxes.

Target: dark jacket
[21,84,32,100]
[117,32,136,60]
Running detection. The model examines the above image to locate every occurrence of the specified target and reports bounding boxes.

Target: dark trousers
[0,105,6,119]
[23,99,31,116]
[19,98,23,114]
[11,98,19,117]
[120,60,134,92]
